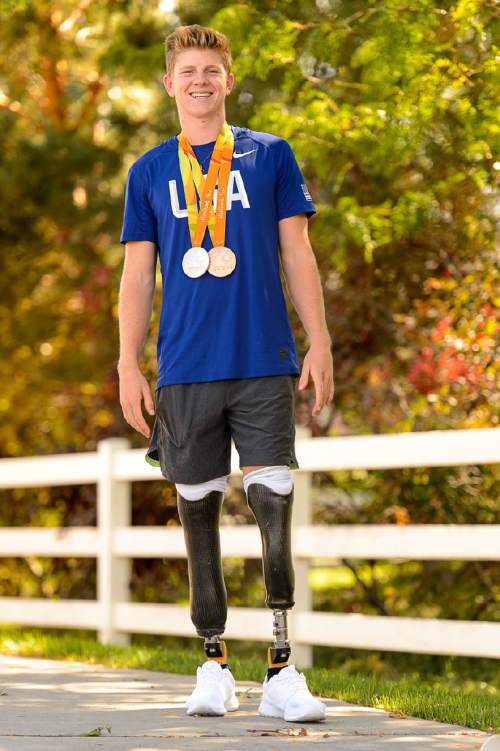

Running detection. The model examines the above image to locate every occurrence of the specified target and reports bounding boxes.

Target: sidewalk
[0,655,492,750]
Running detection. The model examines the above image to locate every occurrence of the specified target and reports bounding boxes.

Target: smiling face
[163,48,234,122]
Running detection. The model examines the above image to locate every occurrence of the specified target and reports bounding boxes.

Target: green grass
[0,628,498,732]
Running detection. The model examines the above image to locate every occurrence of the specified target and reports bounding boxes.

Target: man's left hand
[297,339,334,416]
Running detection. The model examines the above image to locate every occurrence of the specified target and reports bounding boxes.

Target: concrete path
[0,655,493,750]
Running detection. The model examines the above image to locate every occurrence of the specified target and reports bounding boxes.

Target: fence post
[290,424,313,668]
[97,437,131,646]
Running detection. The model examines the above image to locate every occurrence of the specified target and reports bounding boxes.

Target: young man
[118,24,333,721]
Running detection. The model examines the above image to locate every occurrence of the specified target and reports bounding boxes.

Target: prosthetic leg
[176,489,229,665]
[245,478,295,677]
[246,472,326,721]
[177,486,239,716]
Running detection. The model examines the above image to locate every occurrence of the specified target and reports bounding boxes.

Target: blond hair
[165,24,232,77]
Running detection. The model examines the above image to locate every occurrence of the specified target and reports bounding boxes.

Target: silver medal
[182,246,209,278]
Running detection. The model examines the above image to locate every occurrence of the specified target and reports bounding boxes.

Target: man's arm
[117,240,157,438]
[278,214,334,416]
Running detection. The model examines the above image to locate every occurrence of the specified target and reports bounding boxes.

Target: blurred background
[0,0,498,694]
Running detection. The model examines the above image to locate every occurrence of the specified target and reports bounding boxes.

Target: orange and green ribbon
[178,121,234,248]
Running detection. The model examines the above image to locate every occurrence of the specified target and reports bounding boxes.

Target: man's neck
[178,112,226,145]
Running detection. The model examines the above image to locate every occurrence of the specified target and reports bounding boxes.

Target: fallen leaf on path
[247,727,309,737]
[80,727,111,737]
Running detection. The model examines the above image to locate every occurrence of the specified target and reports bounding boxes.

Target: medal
[208,246,236,277]
[182,246,209,278]
[178,122,236,278]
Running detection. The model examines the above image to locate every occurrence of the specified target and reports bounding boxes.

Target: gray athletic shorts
[145,374,299,484]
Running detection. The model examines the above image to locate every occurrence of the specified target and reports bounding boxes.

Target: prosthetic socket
[176,489,227,638]
[176,482,295,665]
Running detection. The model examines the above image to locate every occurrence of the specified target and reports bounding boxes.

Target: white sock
[175,474,229,501]
[243,465,293,496]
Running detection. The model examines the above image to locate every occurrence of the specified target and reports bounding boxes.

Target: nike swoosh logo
[233,149,258,159]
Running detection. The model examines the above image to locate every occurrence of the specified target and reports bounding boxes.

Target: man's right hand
[118,364,155,439]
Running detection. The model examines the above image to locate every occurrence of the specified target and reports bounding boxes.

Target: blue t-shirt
[119,125,316,389]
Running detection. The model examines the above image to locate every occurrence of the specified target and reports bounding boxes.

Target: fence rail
[0,428,499,666]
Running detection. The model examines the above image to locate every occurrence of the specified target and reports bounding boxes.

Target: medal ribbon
[178,121,234,248]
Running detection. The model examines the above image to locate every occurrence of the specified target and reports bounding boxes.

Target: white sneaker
[258,664,326,722]
[185,660,239,716]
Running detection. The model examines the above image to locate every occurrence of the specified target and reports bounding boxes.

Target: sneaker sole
[259,698,325,722]
[186,701,226,716]
[186,693,239,716]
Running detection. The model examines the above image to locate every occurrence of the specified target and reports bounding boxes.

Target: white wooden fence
[0,427,499,667]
